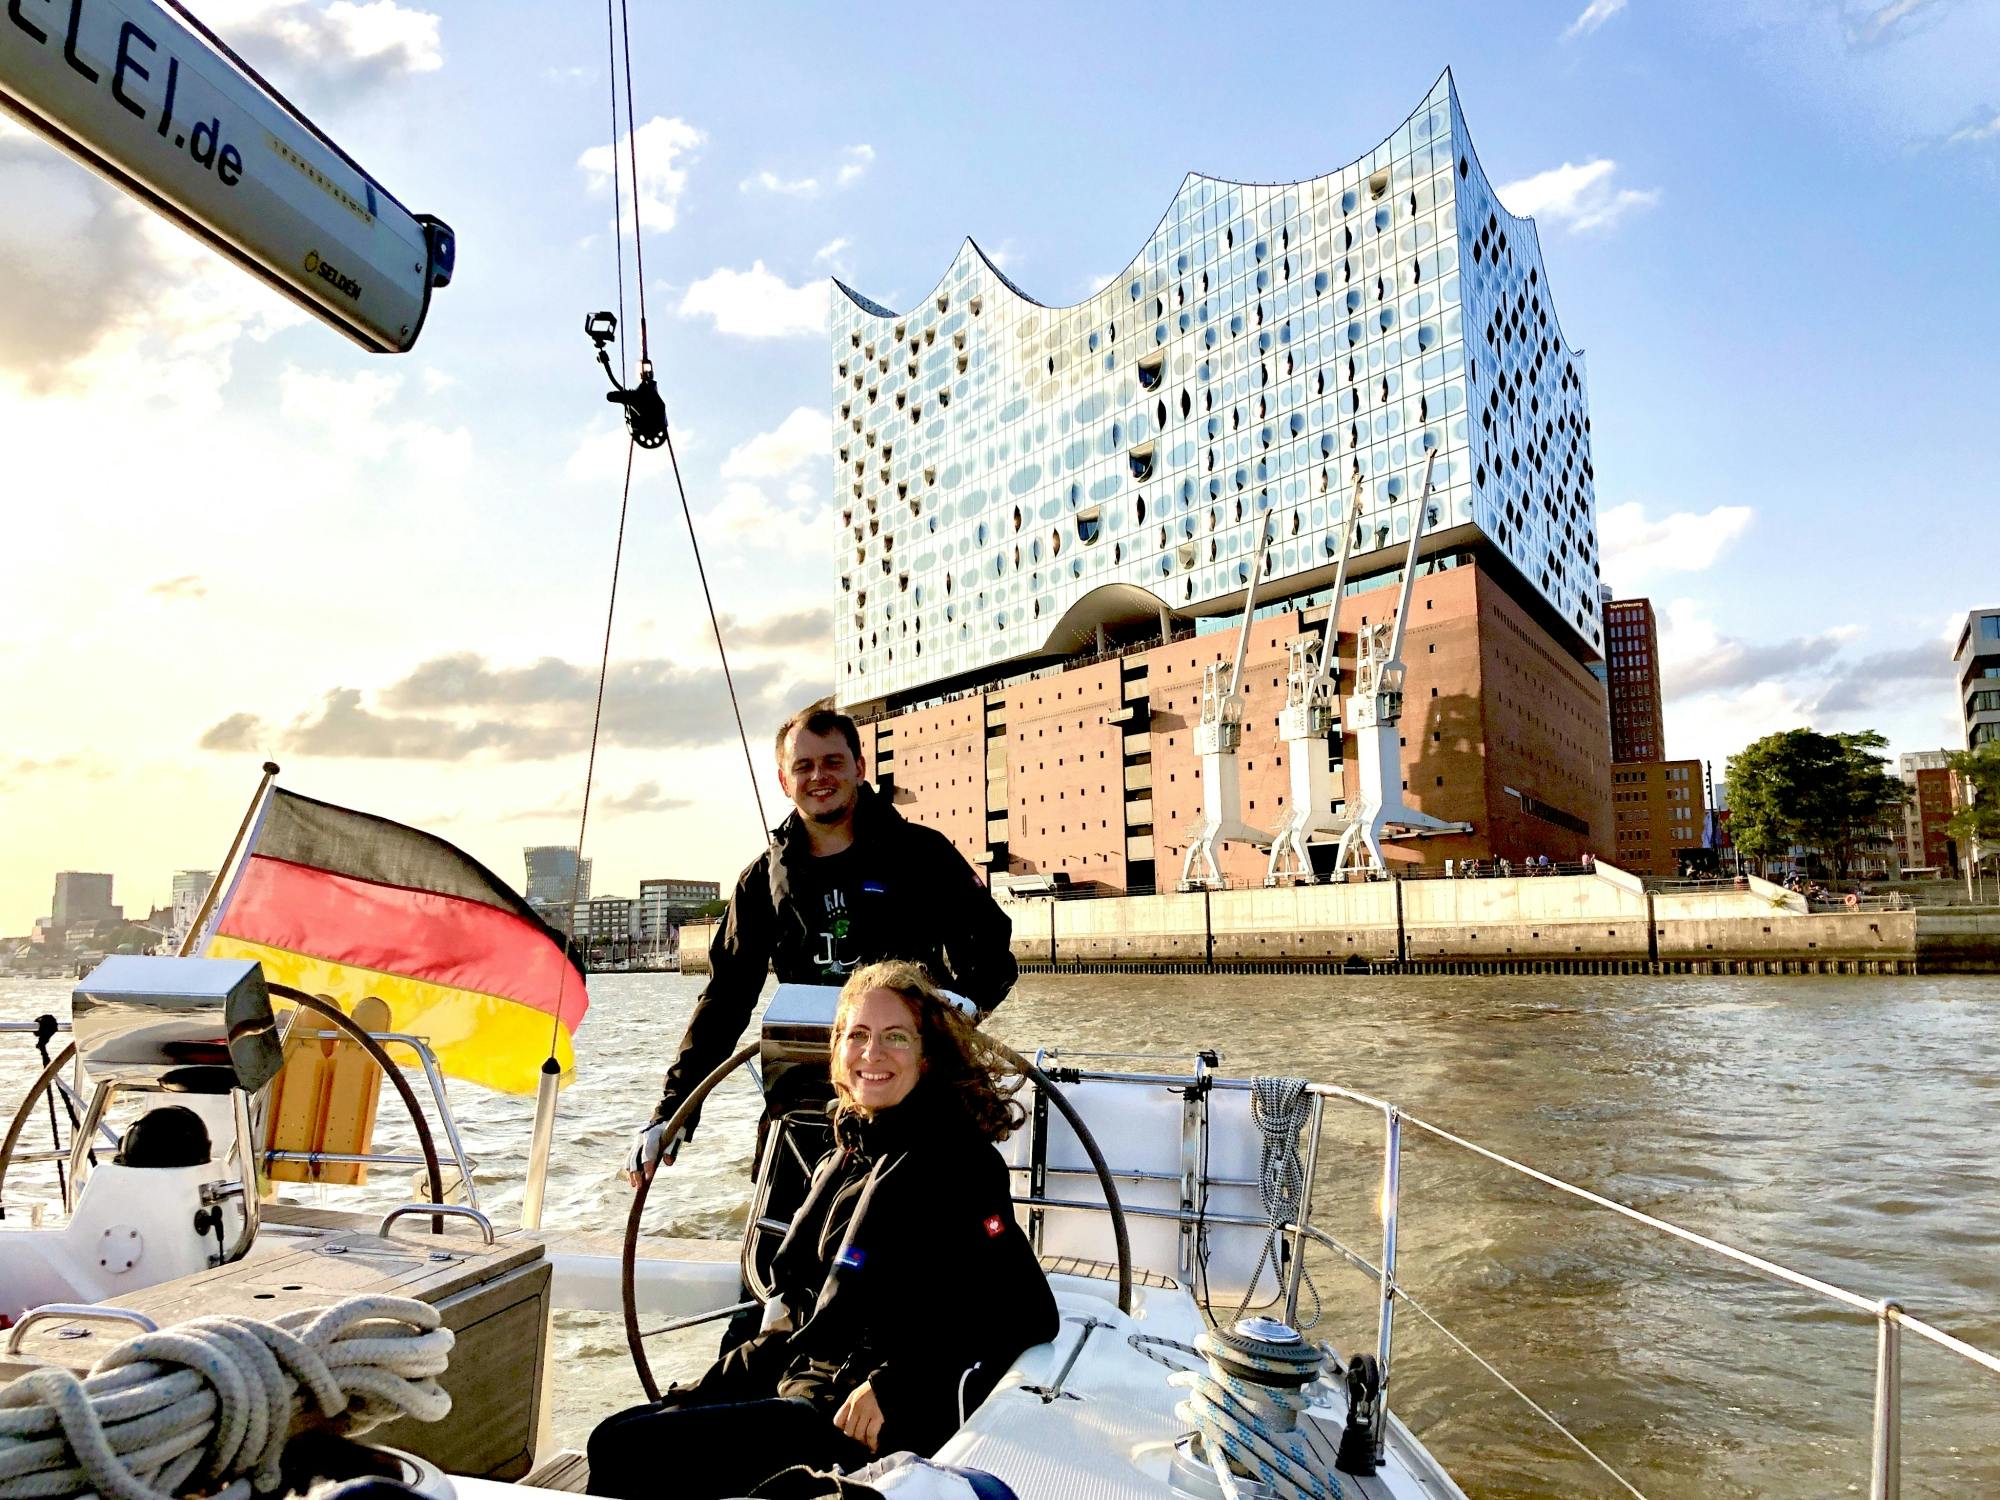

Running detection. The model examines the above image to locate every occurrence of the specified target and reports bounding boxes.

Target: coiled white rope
[1130,1331,1342,1500]
[1236,1077,1319,1328]
[0,1296,453,1500]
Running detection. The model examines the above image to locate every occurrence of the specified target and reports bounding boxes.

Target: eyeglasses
[837,1026,917,1054]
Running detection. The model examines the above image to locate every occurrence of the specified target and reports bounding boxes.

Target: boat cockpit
[1,958,1457,1500]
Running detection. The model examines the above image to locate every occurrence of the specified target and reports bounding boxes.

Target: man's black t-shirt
[793,844,864,984]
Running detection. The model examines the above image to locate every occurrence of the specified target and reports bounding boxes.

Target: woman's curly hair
[830,959,1025,1142]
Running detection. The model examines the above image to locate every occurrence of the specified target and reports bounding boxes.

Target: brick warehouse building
[834,73,1613,888]
[855,554,1612,890]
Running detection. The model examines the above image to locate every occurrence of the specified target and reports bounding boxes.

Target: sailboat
[4,7,1997,1500]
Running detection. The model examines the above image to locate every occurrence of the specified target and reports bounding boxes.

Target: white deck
[934,1274,1465,1500]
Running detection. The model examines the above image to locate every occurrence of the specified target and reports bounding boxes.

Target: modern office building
[832,72,1612,886]
[1607,759,1704,877]
[573,896,638,946]
[1896,751,1957,875]
[523,846,591,915]
[1603,598,1664,764]
[638,878,721,943]
[169,869,216,949]
[51,872,117,930]
[1955,608,2000,751]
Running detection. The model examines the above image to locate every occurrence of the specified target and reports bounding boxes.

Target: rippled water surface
[6,970,1999,1497]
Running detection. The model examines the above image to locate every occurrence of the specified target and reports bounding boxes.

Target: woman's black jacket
[666,1079,1058,1455]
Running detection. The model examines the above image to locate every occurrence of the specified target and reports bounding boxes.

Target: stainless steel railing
[3,1017,479,1215]
[1014,1060,2000,1499]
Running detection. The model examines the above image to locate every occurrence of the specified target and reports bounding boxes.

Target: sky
[3,0,1998,934]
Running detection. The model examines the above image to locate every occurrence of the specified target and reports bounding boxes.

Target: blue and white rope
[1130,1331,1342,1500]
[1237,1077,1320,1329]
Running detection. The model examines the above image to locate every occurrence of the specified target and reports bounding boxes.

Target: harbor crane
[1331,446,1473,879]
[1265,474,1367,885]
[1178,522,1276,890]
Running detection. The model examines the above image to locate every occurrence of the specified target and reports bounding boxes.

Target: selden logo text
[304,251,362,301]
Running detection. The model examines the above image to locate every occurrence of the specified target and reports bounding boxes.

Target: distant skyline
[4,0,1998,933]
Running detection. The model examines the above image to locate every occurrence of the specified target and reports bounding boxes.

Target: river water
[5,970,1998,1498]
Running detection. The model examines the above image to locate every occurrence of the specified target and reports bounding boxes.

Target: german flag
[203,789,588,1095]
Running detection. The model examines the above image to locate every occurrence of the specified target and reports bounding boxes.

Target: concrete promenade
[680,866,2000,976]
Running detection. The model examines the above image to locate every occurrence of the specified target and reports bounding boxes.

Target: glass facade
[830,72,1601,707]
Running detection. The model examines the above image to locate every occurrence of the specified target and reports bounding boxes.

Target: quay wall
[677,885,1997,977]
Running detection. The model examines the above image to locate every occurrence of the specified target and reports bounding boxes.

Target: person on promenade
[628,701,1018,1181]
[589,962,1057,1500]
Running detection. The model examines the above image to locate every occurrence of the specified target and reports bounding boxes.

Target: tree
[1723,729,1903,879]
[1946,742,2000,867]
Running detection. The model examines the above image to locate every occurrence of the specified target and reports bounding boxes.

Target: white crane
[1265,474,1367,885]
[1178,522,1276,890]
[1332,447,1473,879]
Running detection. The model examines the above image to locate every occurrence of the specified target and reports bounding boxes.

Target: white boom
[1178,522,1275,890]
[0,0,453,352]
[1265,474,1367,884]
[1332,448,1473,879]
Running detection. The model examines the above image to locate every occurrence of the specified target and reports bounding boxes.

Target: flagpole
[178,761,281,957]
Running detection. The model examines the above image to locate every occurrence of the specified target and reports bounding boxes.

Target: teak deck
[2,1204,553,1481]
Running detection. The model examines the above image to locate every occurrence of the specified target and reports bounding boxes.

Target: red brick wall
[995,664,1126,884]
[873,698,988,867]
[864,558,1616,889]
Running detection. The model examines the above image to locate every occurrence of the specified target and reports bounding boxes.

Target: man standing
[628,701,1017,1179]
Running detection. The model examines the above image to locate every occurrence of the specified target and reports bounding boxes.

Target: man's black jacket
[661,1079,1058,1455]
[652,784,1017,1128]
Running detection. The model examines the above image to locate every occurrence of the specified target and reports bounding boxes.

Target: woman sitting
[588,960,1058,1499]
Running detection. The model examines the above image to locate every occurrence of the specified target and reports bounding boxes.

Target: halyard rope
[1129,1332,1342,1500]
[1236,1077,1320,1328]
[0,1297,452,1500]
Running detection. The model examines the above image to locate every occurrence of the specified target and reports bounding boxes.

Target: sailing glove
[625,1119,686,1180]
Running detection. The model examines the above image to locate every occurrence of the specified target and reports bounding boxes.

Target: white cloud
[578,116,704,233]
[199,0,443,89]
[1844,0,1952,48]
[814,237,851,264]
[1599,502,1754,588]
[278,366,470,485]
[1497,159,1660,233]
[722,407,827,481]
[564,416,668,486]
[836,144,875,188]
[704,480,833,558]
[741,170,819,197]
[0,147,303,400]
[1947,111,2000,145]
[678,262,828,338]
[1563,0,1627,38]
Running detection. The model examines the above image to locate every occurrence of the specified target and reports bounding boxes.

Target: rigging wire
[663,428,771,838]
[616,0,650,360]
[546,437,638,1061]
[603,0,629,383]
[541,0,773,1068]
[1392,1290,1651,1500]
[598,0,769,841]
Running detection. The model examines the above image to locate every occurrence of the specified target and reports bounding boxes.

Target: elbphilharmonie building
[830,73,1615,889]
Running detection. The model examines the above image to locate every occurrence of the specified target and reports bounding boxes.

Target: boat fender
[113,1104,210,1169]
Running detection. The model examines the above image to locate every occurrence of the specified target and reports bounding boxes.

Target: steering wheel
[621,1041,1135,1402]
[0,987,445,1231]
